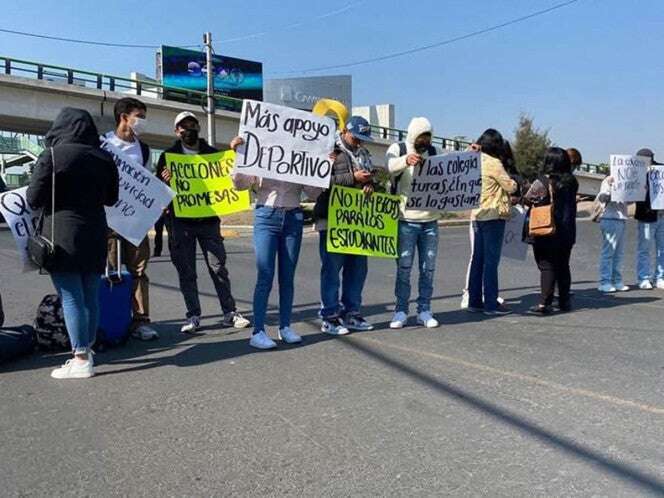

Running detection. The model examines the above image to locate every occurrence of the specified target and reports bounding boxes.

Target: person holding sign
[633,148,664,290]
[102,97,159,341]
[231,139,324,349]
[385,117,442,329]
[27,108,119,379]
[466,129,517,315]
[524,148,579,314]
[157,112,250,334]
[596,173,630,293]
[313,116,378,336]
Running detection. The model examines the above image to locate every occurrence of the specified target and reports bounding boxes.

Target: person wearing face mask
[385,117,442,329]
[156,112,250,334]
[312,116,378,336]
[101,97,159,341]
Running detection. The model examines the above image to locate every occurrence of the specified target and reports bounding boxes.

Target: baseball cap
[346,116,373,142]
[174,111,198,128]
[637,148,661,165]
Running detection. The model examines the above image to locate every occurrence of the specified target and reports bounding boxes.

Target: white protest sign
[502,205,528,261]
[0,187,40,271]
[405,151,482,212]
[610,154,649,203]
[101,140,176,246]
[648,166,664,210]
[233,100,336,188]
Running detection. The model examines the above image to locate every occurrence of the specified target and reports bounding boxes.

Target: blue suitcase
[97,239,133,349]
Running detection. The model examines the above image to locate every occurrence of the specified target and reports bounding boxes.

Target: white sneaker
[390,311,408,329]
[321,317,350,336]
[278,326,302,344]
[51,358,94,379]
[615,283,630,292]
[232,313,251,329]
[598,284,617,293]
[639,280,653,290]
[656,279,664,290]
[460,290,469,309]
[132,324,159,341]
[417,311,439,328]
[249,330,277,350]
[181,316,200,334]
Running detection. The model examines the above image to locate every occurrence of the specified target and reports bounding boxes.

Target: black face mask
[181,129,199,146]
[414,143,429,154]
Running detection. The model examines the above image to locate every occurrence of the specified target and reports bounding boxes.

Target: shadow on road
[340,336,664,496]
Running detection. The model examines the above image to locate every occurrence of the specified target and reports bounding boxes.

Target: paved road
[1,221,663,497]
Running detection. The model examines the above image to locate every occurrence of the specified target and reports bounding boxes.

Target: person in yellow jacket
[466,129,517,315]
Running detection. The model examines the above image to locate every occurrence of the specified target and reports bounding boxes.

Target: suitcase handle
[106,237,124,284]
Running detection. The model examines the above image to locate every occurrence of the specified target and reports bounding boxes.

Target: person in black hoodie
[524,147,578,314]
[27,108,119,379]
[634,148,663,290]
[156,111,249,334]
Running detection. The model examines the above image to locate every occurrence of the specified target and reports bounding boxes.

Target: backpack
[34,294,70,351]
[390,142,438,195]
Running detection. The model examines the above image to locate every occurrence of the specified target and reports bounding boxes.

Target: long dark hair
[543,147,572,175]
[476,129,504,159]
[502,140,517,175]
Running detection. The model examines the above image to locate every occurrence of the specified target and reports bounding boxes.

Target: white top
[102,131,152,171]
[598,177,629,220]
[232,173,322,209]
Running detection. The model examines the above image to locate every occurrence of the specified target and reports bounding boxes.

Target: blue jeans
[599,218,626,286]
[395,220,439,313]
[468,219,506,311]
[636,217,664,282]
[319,230,368,318]
[50,272,101,354]
[252,206,304,334]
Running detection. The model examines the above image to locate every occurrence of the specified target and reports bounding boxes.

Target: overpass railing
[577,162,608,175]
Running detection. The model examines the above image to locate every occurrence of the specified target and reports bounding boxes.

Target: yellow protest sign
[166,151,250,218]
[327,185,400,258]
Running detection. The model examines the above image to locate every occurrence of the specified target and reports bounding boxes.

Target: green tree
[512,114,552,179]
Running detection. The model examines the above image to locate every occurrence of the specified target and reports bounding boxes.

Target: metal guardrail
[576,162,608,175]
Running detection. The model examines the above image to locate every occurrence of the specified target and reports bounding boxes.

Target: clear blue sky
[1,0,663,163]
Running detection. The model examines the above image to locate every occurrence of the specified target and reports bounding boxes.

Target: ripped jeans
[394,220,439,313]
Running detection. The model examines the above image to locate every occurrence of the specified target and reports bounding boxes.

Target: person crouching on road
[231,138,323,350]
[157,112,250,334]
[313,116,378,336]
[27,108,119,379]
[386,117,442,329]
[466,129,518,316]
[524,147,578,314]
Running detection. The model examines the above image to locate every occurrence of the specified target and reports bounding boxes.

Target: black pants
[154,214,166,256]
[533,241,573,306]
[167,218,236,318]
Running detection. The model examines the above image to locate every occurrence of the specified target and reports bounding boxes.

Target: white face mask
[130,117,147,136]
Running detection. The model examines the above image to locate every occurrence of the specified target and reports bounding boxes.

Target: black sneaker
[529,304,553,315]
[484,305,513,316]
[343,315,374,331]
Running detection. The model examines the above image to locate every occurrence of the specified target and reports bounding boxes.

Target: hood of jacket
[44,108,101,148]
[406,117,434,147]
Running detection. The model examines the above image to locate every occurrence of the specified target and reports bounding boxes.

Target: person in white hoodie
[386,117,442,328]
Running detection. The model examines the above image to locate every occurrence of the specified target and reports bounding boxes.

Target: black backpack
[390,142,437,195]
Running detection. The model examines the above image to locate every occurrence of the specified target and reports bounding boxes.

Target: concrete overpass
[0,70,605,195]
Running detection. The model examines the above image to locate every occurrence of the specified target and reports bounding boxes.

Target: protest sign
[234,100,336,188]
[648,166,664,210]
[101,140,175,246]
[166,151,250,218]
[0,187,39,271]
[405,151,482,212]
[502,205,528,261]
[327,185,400,258]
[609,154,648,203]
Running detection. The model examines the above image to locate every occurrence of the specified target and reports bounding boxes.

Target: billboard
[264,75,352,112]
[160,46,263,110]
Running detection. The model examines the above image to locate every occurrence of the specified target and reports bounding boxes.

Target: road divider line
[356,337,664,415]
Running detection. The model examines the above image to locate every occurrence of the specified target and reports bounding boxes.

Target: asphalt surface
[1,220,663,497]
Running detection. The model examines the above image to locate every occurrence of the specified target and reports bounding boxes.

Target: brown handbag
[528,179,556,237]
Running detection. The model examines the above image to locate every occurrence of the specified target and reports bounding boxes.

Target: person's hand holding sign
[161,167,172,183]
[230,136,244,151]
[354,170,372,184]
[406,154,422,166]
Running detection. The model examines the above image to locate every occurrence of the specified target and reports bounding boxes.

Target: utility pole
[203,32,216,146]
